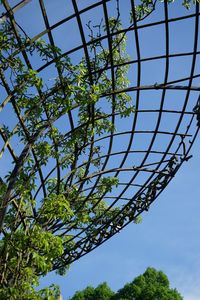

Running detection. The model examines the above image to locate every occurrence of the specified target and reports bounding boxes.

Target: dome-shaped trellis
[0,0,200,276]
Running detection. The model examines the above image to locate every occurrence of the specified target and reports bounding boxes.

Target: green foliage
[70,283,114,300]
[0,283,60,300]
[133,215,142,224]
[180,0,200,9]
[70,268,183,300]
[0,224,64,299]
[0,11,134,298]
[113,267,183,300]
[131,0,199,22]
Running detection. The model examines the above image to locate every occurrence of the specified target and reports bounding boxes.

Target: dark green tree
[70,268,183,300]
[70,283,114,300]
[113,267,183,300]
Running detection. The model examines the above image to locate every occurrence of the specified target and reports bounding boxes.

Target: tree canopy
[70,267,183,300]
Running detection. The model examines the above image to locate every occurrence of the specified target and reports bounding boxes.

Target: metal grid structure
[0,0,200,270]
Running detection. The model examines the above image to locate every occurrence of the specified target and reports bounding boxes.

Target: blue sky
[41,137,200,299]
[1,1,200,299]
